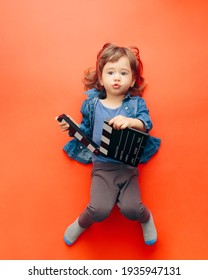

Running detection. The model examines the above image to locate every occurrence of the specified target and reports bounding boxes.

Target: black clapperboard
[58,114,149,167]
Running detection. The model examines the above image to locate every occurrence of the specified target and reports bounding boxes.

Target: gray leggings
[79,162,150,228]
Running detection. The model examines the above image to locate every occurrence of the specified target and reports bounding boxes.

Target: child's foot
[64,218,85,245]
[141,212,157,245]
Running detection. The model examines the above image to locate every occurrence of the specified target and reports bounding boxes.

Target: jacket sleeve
[79,99,92,137]
[63,99,93,164]
[135,98,161,163]
[136,98,153,132]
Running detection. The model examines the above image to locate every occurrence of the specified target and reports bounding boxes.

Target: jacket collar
[84,89,101,99]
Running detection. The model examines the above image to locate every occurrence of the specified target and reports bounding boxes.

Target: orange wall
[0,0,208,259]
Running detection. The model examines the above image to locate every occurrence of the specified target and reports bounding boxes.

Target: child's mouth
[112,84,120,89]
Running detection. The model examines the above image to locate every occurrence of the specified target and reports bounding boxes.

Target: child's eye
[107,71,113,75]
[121,72,128,75]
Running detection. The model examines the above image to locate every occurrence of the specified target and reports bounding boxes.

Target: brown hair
[83,43,146,96]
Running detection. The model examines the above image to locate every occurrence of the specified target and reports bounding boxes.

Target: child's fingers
[55,116,70,131]
[108,116,118,127]
[109,116,129,130]
[60,121,70,131]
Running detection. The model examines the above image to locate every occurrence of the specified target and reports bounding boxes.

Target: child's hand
[108,115,132,130]
[55,116,70,132]
[109,115,146,131]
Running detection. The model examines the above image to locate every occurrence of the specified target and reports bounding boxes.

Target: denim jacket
[63,89,161,164]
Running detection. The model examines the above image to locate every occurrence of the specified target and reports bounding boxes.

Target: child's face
[100,56,136,97]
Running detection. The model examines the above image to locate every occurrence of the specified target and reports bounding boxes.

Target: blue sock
[141,212,157,245]
[64,218,85,245]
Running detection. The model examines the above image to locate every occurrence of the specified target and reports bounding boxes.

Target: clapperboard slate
[58,114,149,167]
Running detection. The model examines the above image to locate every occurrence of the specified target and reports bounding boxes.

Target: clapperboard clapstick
[57,115,149,166]
[57,114,99,155]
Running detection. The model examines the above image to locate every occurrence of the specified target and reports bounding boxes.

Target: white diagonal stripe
[99,146,108,155]
[101,135,110,145]
[74,132,83,141]
[103,122,112,134]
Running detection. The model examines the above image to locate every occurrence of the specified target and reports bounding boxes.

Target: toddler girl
[57,43,161,245]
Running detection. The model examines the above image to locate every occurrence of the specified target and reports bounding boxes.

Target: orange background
[0,0,208,260]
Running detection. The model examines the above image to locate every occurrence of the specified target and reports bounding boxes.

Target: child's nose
[114,72,120,81]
